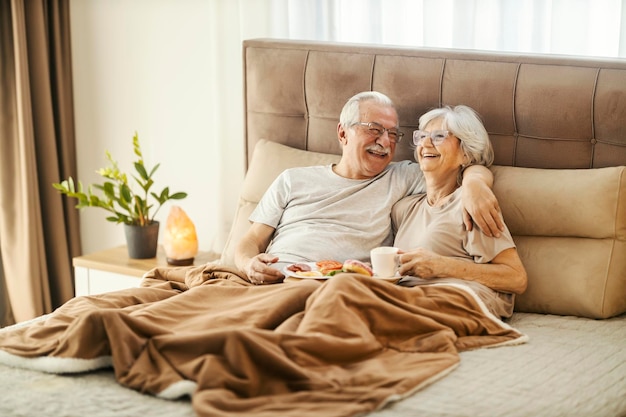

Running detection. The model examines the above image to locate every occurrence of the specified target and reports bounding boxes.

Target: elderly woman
[392,105,527,318]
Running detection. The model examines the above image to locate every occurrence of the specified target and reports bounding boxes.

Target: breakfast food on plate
[294,270,324,278]
[286,263,312,273]
[342,259,373,277]
[316,260,344,275]
[286,259,374,278]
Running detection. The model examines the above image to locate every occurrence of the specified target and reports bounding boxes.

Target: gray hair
[339,91,396,128]
[418,105,494,168]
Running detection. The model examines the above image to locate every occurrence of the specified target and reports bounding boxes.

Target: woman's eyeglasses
[412,130,451,146]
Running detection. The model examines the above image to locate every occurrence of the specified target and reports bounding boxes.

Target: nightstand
[72,245,220,296]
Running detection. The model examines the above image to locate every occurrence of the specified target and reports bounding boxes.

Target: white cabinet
[73,245,219,296]
[74,266,142,296]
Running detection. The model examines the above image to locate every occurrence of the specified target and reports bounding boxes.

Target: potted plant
[53,132,188,259]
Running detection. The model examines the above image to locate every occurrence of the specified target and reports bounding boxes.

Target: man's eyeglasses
[354,122,404,143]
[412,130,451,146]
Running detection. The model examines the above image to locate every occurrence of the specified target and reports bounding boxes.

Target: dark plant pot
[124,221,159,259]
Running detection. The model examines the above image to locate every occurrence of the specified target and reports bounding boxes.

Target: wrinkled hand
[461,181,504,237]
[242,254,284,285]
[398,248,445,279]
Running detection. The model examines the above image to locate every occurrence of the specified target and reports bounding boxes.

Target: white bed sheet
[0,312,624,417]
[373,312,626,417]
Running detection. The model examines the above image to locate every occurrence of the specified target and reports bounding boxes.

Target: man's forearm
[234,240,259,272]
[462,164,493,188]
[459,165,503,236]
[234,223,275,272]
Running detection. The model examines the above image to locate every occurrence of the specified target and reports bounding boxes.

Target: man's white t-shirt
[249,161,425,266]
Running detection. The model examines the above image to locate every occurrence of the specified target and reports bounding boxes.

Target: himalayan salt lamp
[163,205,198,266]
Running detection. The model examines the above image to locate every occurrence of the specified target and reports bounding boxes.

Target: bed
[1,39,625,417]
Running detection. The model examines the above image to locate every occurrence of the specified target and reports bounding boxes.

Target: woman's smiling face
[415,118,465,176]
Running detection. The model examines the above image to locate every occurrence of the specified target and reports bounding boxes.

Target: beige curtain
[0,0,80,325]
[279,0,626,58]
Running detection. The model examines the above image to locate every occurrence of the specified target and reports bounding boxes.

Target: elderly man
[235,91,503,285]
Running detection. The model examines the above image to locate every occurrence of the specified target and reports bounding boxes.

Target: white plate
[282,262,330,279]
[283,262,400,283]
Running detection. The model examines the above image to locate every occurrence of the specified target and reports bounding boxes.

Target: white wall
[69,0,274,255]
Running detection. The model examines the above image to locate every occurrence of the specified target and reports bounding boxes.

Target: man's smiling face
[336,101,399,179]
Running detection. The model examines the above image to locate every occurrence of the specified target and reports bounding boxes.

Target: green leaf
[52,182,65,191]
[148,163,160,178]
[169,192,187,200]
[102,182,115,199]
[134,162,149,180]
[118,198,130,210]
[141,177,154,192]
[132,132,143,159]
[120,184,133,203]
[89,195,100,205]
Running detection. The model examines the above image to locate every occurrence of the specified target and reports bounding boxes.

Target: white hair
[418,105,494,167]
[339,91,395,128]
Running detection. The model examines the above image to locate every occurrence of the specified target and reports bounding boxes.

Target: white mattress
[1,312,624,417]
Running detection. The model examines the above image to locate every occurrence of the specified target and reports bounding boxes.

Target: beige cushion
[221,140,626,319]
[492,165,626,318]
[220,140,341,266]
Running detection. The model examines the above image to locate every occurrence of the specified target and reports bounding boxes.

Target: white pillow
[491,165,626,318]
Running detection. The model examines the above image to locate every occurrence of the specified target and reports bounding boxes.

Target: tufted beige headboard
[230,39,626,319]
[243,38,626,169]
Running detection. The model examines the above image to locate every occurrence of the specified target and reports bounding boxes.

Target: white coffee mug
[370,246,399,278]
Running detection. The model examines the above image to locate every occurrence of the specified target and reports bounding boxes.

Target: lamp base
[166,257,195,266]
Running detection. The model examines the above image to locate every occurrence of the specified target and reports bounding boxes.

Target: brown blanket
[0,264,526,417]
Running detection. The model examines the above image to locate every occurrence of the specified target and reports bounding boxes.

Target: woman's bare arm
[398,247,527,294]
